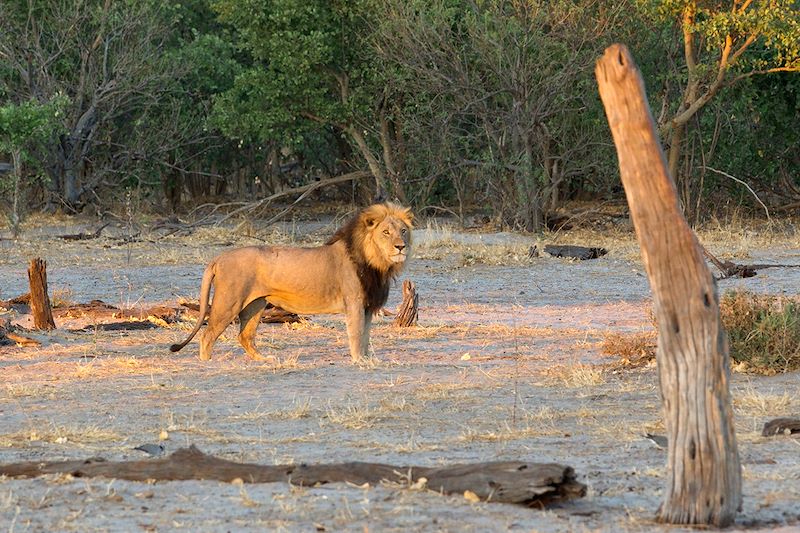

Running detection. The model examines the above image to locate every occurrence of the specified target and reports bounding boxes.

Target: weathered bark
[27,258,56,330]
[393,280,419,327]
[595,44,741,526]
[9,149,22,236]
[0,445,586,506]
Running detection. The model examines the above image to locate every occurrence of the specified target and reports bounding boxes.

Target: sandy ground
[1,216,799,532]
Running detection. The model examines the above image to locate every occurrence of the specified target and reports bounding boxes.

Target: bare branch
[704,166,771,221]
[203,171,373,227]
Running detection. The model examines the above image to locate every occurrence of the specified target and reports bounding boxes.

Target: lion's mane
[326,202,414,314]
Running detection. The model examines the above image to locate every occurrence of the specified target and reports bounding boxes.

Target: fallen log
[0,293,30,313]
[0,318,40,347]
[58,223,110,241]
[762,418,800,437]
[54,300,185,324]
[701,247,756,278]
[0,445,586,506]
[179,301,301,324]
[700,246,800,279]
[70,321,160,332]
[528,245,607,260]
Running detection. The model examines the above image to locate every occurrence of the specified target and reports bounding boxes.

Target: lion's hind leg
[238,297,274,362]
[199,298,241,361]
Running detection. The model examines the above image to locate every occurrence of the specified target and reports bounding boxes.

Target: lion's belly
[265,292,344,315]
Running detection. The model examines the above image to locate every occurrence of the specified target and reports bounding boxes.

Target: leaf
[463,490,481,503]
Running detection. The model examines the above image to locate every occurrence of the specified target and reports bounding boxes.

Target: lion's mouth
[390,252,407,263]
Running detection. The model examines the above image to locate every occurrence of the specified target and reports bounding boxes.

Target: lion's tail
[170,261,215,353]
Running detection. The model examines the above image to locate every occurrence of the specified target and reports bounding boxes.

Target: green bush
[720,290,800,374]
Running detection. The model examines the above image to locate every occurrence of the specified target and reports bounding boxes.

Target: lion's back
[212,243,356,315]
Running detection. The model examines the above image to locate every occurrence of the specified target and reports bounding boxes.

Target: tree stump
[596,44,741,527]
[393,280,418,327]
[27,258,56,330]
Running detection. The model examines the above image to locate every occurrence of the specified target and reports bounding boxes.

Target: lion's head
[327,202,414,313]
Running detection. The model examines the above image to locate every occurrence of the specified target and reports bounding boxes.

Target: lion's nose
[395,244,406,252]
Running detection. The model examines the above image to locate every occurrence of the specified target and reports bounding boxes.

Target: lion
[170,202,413,363]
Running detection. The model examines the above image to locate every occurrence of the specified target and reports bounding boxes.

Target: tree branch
[203,170,373,227]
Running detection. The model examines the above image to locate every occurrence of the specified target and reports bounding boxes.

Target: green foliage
[373,0,621,227]
[0,96,69,171]
[211,0,377,141]
[637,0,800,70]
[720,290,800,374]
[632,0,800,221]
[0,0,796,217]
[0,98,66,156]
[0,97,67,232]
[699,72,800,206]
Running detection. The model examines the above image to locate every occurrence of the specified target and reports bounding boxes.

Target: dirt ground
[1,214,799,532]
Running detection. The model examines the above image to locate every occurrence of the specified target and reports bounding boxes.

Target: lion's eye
[401,228,407,235]
[383,229,390,236]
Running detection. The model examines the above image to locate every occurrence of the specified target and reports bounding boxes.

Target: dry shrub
[51,287,76,308]
[601,331,656,367]
[720,290,800,374]
[542,362,605,387]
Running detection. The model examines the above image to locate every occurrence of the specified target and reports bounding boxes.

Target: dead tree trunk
[595,44,741,527]
[27,258,56,330]
[393,280,419,327]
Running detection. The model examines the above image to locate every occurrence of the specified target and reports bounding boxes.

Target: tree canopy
[0,0,797,226]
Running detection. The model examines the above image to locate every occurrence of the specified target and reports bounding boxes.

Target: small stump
[27,258,56,330]
[393,280,418,327]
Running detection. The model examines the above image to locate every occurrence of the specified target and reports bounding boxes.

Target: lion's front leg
[345,304,369,363]
[362,312,374,361]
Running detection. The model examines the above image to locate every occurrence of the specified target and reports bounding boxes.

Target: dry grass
[541,362,606,387]
[412,221,532,265]
[3,383,59,399]
[50,287,77,308]
[601,331,657,368]
[696,214,800,254]
[457,418,559,443]
[229,397,314,421]
[733,382,794,416]
[324,399,383,430]
[0,423,122,448]
[413,381,480,401]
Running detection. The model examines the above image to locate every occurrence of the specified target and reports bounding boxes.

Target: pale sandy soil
[1,216,799,532]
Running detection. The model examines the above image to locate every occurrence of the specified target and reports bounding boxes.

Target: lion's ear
[364,216,377,228]
[403,208,414,225]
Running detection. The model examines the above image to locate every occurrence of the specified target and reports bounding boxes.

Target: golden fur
[170,203,413,362]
